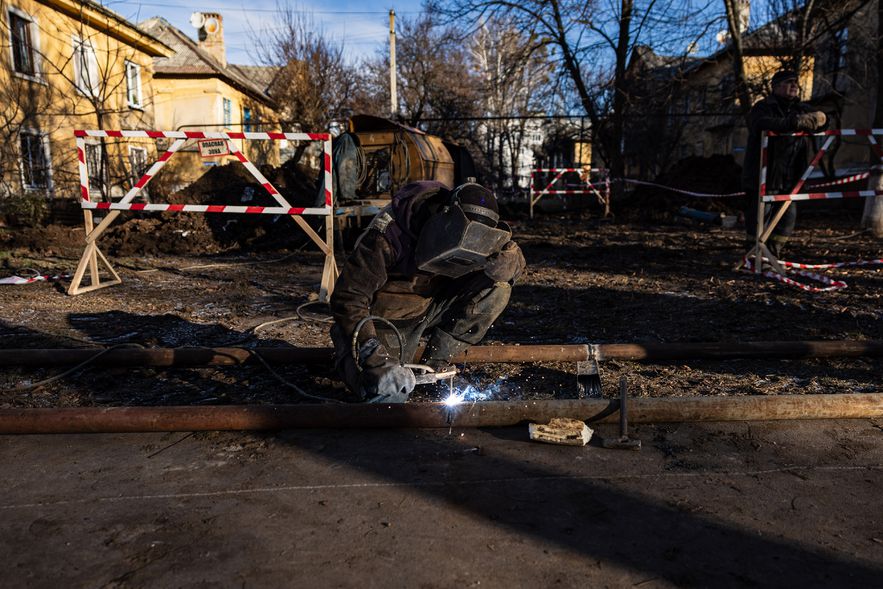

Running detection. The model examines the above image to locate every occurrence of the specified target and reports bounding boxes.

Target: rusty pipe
[0,394,881,434]
[3,340,883,368]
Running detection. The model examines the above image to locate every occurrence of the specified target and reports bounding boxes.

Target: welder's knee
[465,282,511,325]
[469,282,512,319]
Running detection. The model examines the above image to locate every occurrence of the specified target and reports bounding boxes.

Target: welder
[329,181,526,403]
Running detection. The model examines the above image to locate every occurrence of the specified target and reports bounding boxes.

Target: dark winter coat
[741,94,824,195]
[330,181,457,346]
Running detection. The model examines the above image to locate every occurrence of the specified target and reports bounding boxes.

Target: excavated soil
[0,200,881,407]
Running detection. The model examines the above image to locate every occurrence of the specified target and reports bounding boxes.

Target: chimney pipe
[198,12,226,67]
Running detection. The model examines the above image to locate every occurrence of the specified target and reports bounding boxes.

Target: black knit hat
[452,183,499,227]
[771,70,798,86]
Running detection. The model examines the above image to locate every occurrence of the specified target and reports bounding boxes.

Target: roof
[37,0,171,57]
[228,64,279,90]
[139,17,276,107]
[629,15,798,84]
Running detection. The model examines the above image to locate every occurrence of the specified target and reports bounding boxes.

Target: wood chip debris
[528,417,593,446]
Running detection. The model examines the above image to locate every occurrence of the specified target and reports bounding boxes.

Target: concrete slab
[1,420,882,587]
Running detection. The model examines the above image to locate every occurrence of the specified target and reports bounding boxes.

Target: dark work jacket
[741,95,823,195]
[330,181,455,345]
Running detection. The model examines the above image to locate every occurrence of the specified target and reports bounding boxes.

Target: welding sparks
[441,382,501,407]
[443,392,464,407]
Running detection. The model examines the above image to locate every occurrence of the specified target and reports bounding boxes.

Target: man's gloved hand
[360,363,416,403]
[484,241,526,283]
[795,111,826,131]
[356,338,416,403]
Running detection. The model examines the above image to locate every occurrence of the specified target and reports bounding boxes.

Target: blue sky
[100,0,425,65]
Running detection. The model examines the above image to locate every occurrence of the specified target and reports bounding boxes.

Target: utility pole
[389,9,397,119]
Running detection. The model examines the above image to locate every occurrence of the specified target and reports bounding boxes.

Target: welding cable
[295,300,334,324]
[351,315,406,370]
[1,343,146,394]
[248,350,344,404]
[355,144,368,187]
[16,268,41,279]
[217,301,333,346]
[178,252,297,271]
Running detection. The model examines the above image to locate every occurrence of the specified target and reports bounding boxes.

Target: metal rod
[0,394,880,434]
[3,340,883,368]
[389,9,397,118]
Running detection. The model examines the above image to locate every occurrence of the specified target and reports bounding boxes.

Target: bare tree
[432,0,717,194]
[358,13,484,140]
[723,0,873,120]
[257,6,359,163]
[1,5,158,207]
[471,16,554,189]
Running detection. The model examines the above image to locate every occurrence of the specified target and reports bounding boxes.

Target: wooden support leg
[68,242,96,295]
[68,210,123,295]
[67,242,122,295]
[754,190,766,275]
[291,215,331,256]
[318,211,338,302]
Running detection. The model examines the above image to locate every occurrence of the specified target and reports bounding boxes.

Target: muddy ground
[0,200,880,406]
[1,202,882,587]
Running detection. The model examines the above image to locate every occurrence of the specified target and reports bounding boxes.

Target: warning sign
[198,139,230,158]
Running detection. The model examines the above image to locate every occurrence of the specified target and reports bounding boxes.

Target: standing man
[742,69,827,257]
[329,181,526,403]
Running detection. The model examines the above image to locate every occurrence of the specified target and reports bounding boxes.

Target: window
[20,131,50,189]
[125,61,142,108]
[73,37,100,97]
[9,9,37,76]
[129,147,148,180]
[836,28,848,70]
[84,143,105,193]
[243,107,252,132]
[128,146,148,198]
[222,98,232,128]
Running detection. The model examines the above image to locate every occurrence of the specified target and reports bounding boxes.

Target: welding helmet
[415,183,512,278]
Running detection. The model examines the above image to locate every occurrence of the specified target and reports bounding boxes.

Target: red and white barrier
[69,129,337,299]
[749,129,882,292]
[75,130,332,213]
[530,167,610,218]
[0,273,69,285]
[764,189,883,202]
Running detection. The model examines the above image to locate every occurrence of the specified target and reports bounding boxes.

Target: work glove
[357,338,416,403]
[484,241,526,283]
[794,111,826,132]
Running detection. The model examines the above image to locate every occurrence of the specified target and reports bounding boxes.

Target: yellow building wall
[0,0,165,201]
[152,75,280,188]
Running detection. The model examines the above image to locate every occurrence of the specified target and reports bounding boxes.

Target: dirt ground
[0,202,882,586]
[0,201,880,406]
[1,421,882,588]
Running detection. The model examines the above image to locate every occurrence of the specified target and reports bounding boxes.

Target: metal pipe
[1,394,881,434]
[3,340,883,368]
[0,393,883,434]
[592,340,883,361]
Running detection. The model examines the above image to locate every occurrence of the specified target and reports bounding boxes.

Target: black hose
[351,316,406,371]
